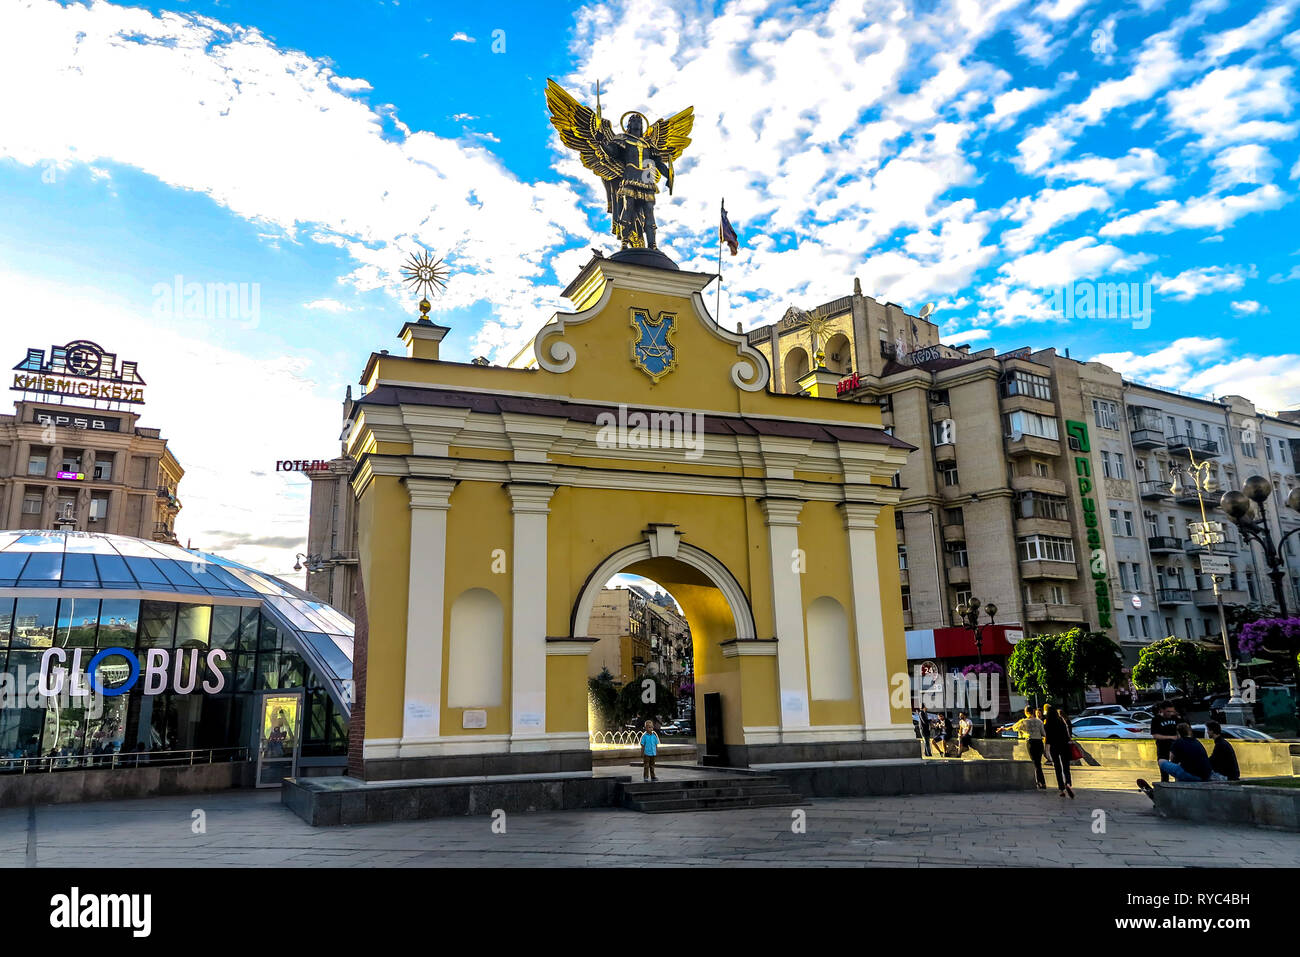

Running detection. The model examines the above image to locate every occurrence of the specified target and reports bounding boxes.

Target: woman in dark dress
[1043,704,1075,798]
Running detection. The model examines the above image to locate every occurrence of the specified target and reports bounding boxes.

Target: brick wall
[346,563,368,778]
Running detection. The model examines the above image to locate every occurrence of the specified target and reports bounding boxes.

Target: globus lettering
[38,646,228,697]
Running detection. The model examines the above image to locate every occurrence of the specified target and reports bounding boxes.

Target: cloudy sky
[1,0,1296,582]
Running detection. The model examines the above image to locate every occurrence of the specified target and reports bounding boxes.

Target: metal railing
[0,746,248,775]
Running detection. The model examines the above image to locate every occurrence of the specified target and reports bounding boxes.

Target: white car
[1191,724,1276,741]
[1068,715,1151,739]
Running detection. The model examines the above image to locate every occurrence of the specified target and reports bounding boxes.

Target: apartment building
[0,398,183,544]
[749,281,1300,677]
[587,585,694,685]
[303,388,359,617]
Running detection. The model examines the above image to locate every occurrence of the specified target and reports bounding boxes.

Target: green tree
[1131,637,1225,698]
[613,672,677,727]
[1006,628,1124,705]
[587,667,619,731]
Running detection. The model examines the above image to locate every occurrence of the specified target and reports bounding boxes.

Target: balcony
[1157,588,1192,606]
[1130,427,1167,449]
[942,523,965,542]
[1010,473,1068,497]
[1195,588,1248,607]
[1006,434,1061,458]
[1173,487,1204,506]
[934,443,957,465]
[1184,540,1207,555]
[1138,480,1173,500]
[898,568,909,587]
[151,522,177,544]
[946,564,970,585]
[998,393,1056,418]
[1024,602,1086,623]
[1148,536,1183,554]
[1019,559,1079,581]
[1166,434,1221,458]
[931,402,951,420]
[1016,515,1073,539]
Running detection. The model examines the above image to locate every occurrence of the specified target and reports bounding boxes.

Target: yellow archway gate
[345,254,916,779]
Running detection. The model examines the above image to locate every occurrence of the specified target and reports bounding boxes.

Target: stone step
[619,774,802,813]
[627,792,804,814]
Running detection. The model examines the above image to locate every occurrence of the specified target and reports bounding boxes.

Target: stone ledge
[1153,781,1300,832]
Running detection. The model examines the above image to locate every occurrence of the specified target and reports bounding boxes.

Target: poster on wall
[255,691,303,788]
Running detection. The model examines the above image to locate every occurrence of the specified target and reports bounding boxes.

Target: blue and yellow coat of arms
[630,308,677,382]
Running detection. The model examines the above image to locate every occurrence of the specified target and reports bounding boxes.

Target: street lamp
[955,597,998,736]
[1170,454,1247,725]
[1220,476,1300,734]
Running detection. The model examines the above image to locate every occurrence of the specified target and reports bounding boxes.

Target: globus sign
[38,646,228,697]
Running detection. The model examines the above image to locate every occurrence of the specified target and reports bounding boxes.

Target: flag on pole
[719,204,739,256]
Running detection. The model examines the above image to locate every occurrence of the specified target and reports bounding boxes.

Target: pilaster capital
[506,482,557,514]
[406,477,457,510]
[759,497,806,527]
[839,501,883,531]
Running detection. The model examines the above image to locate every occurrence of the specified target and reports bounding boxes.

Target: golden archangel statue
[545,79,694,251]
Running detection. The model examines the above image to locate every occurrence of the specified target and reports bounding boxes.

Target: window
[1048,585,1066,604]
[1033,462,1050,478]
[1001,370,1052,400]
[895,511,904,530]
[1092,399,1120,431]
[1184,618,1194,639]
[1118,562,1131,589]
[1165,617,1174,635]
[943,507,964,525]
[1282,442,1290,463]
[27,450,48,476]
[1246,572,1257,601]
[1109,509,1121,535]
[1146,513,1159,536]
[947,543,969,567]
[1114,452,1128,479]
[1218,427,1228,453]
[1123,511,1135,536]
[93,457,112,482]
[931,420,955,445]
[1132,563,1143,591]
[21,492,41,515]
[954,589,972,611]
[901,587,911,613]
[1018,493,1069,520]
[942,466,960,487]
[1017,535,1077,563]
[60,451,82,473]
[898,545,908,570]
[1004,411,1059,440]
[88,496,108,521]
[1127,615,1138,639]
[1266,438,1275,461]
[1140,616,1151,638]
[1167,516,1177,537]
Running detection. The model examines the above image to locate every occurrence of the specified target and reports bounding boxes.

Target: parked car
[1067,715,1151,739]
[659,722,690,736]
[1190,723,1276,741]
[1079,705,1129,717]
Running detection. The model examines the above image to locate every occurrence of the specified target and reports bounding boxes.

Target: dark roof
[881,356,974,376]
[357,385,914,449]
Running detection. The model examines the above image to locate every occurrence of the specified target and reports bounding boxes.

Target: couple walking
[998,705,1076,798]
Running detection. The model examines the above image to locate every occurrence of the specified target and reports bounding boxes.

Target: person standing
[1149,702,1180,783]
[931,713,949,757]
[1043,704,1075,798]
[957,711,973,757]
[998,706,1046,789]
[640,719,660,782]
[916,706,932,757]
[1206,721,1240,782]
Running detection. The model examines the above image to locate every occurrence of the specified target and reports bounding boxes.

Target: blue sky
[1,0,1297,578]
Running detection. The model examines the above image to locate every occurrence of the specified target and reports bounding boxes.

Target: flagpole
[716,198,724,322]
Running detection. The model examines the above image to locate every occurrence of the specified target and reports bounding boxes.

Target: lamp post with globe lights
[1170,453,1248,725]
[955,597,998,736]
[1220,476,1300,733]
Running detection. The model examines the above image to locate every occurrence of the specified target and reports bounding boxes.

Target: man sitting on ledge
[1206,720,1240,782]
[1137,722,1219,798]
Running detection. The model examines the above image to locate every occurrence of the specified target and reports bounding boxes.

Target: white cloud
[998,237,1153,287]
[450,32,475,43]
[1000,185,1112,252]
[1043,148,1173,192]
[988,86,1054,128]
[303,299,351,313]
[1097,335,1300,409]
[1209,144,1278,190]
[1089,336,1232,389]
[1229,299,1266,314]
[1099,184,1287,236]
[1151,265,1249,300]
[1164,64,1298,151]
[1203,1,1299,60]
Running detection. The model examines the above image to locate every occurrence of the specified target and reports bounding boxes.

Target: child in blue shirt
[641,720,659,781]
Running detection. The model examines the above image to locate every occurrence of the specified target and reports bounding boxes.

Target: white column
[402,477,456,744]
[841,502,894,729]
[508,483,556,745]
[760,498,810,731]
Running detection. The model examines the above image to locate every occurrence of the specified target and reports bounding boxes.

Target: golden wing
[545,79,620,181]
[646,106,695,163]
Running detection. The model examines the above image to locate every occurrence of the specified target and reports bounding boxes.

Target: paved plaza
[2,780,1297,867]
